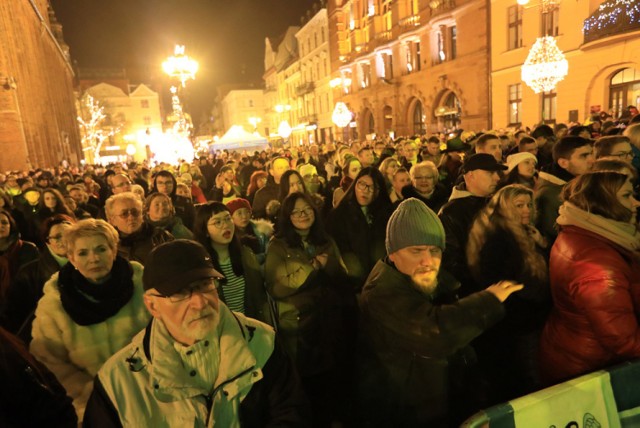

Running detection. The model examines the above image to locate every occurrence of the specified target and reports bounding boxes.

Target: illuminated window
[141,99,149,108]
[542,7,559,37]
[542,90,557,124]
[508,84,522,126]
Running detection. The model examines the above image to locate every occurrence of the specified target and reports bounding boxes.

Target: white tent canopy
[209,125,269,152]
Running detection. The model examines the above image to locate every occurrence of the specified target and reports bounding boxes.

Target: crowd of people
[1,109,640,427]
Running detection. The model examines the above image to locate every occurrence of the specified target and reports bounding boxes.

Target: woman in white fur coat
[30,219,150,421]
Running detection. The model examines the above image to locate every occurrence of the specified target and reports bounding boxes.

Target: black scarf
[58,256,135,326]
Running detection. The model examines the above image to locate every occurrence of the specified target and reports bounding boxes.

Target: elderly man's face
[111,174,132,194]
[389,245,442,295]
[146,278,221,346]
[109,199,143,235]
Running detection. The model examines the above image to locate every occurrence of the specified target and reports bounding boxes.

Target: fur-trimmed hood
[251,219,274,239]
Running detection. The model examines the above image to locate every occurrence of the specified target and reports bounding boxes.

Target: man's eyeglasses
[208,216,233,229]
[150,278,220,303]
[611,151,634,160]
[47,234,64,243]
[116,208,141,219]
[290,207,314,218]
[356,181,376,193]
[156,180,173,187]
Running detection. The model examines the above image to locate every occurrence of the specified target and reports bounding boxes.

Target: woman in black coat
[326,167,394,291]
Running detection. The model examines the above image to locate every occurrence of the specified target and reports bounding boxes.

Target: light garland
[583,0,640,35]
[332,102,353,128]
[521,36,568,93]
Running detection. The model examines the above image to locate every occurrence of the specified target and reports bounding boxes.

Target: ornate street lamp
[162,45,199,87]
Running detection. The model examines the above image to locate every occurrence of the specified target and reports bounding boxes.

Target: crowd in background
[1,106,640,426]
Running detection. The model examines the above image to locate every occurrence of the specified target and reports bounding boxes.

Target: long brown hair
[561,171,632,222]
[467,184,547,283]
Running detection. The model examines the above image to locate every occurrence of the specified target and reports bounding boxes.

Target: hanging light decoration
[278,120,292,139]
[521,36,568,94]
[332,102,352,128]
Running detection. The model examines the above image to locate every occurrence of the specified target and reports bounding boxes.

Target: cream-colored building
[220,89,266,135]
[81,82,163,163]
[491,0,640,128]
[328,0,492,139]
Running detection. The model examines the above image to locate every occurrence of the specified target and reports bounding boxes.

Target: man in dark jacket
[84,240,309,427]
[358,198,522,427]
[439,154,507,296]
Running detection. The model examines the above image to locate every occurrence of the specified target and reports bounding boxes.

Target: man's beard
[411,268,438,296]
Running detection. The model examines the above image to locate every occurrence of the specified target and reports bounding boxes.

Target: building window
[380,52,393,80]
[508,5,523,50]
[542,7,559,37]
[436,31,445,64]
[542,90,557,124]
[412,101,426,134]
[249,99,254,107]
[314,33,318,48]
[359,62,372,88]
[143,116,151,126]
[141,99,149,108]
[449,26,457,60]
[508,84,522,126]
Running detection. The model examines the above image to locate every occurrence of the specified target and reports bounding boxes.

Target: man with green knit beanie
[357,198,523,428]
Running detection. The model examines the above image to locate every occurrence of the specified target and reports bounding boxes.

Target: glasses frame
[290,207,315,218]
[356,181,376,193]
[116,208,142,219]
[149,278,220,303]
[207,215,234,229]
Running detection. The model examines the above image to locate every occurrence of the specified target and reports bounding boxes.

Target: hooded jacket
[150,172,196,230]
[534,164,574,242]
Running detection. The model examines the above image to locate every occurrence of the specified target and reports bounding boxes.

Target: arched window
[434,92,461,131]
[383,106,393,133]
[412,100,425,134]
[609,68,640,120]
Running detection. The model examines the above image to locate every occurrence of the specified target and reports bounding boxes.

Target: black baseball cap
[462,153,508,173]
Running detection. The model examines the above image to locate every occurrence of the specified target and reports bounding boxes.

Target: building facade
[328,0,492,140]
[221,89,266,135]
[79,82,163,163]
[490,0,640,128]
[0,0,81,171]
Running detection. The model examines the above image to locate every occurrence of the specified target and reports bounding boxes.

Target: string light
[583,0,640,37]
[332,102,352,128]
[521,36,568,93]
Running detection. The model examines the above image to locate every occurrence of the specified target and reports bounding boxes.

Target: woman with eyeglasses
[265,191,352,426]
[105,192,173,265]
[326,167,394,291]
[0,209,39,311]
[143,192,193,240]
[193,202,274,326]
[29,218,150,421]
[3,215,75,343]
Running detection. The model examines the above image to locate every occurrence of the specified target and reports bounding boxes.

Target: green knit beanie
[385,198,446,254]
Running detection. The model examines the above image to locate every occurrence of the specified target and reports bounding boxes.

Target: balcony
[398,14,421,31]
[295,82,315,96]
[583,1,640,44]
[428,0,456,20]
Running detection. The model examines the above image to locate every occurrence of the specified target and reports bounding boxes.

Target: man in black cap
[84,240,308,427]
[438,153,507,296]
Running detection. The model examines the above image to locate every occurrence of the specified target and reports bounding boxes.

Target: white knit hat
[298,163,318,177]
[506,152,537,173]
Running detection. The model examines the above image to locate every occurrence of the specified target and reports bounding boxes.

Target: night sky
[50,0,318,120]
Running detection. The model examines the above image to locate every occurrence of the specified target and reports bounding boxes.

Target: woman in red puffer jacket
[540,171,640,385]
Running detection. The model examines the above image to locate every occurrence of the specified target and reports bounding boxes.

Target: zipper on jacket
[205,366,256,426]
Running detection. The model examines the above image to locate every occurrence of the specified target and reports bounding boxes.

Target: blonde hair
[467,184,547,283]
[105,192,143,219]
[65,218,119,254]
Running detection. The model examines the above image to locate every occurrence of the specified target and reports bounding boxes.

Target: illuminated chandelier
[332,102,352,128]
[521,36,568,93]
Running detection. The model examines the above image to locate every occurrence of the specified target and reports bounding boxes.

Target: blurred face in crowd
[69,189,85,205]
[512,194,532,225]
[389,245,442,296]
[271,158,290,183]
[616,181,640,224]
[466,169,500,197]
[68,234,116,284]
[109,199,143,235]
[43,191,58,209]
[347,159,362,180]
[355,175,377,207]
[24,190,40,206]
[288,174,305,195]
[47,222,72,257]
[231,207,252,230]
[478,138,503,162]
[559,146,595,176]
[404,143,418,160]
[359,149,374,167]
[610,142,634,163]
[207,211,234,246]
[147,195,172,222]
[411,166,436,195]
[303,173,320,194]
[393,171,411,195]
[384,160,399,182]
[520,141,538,156]
[517,159,537,179]
[0,213,10,240]
[426,142,440,156]
[374,142,385,156]
[290,198,315,233]
[155,176,174,195]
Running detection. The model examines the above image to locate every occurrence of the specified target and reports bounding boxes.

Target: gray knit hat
[385,198,446,254]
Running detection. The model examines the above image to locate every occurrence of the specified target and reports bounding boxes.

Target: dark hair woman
[193,202,273,326]
[0,209,39,305]
[540,171,640,385]
[3,214,75,343]
[265,192,352,426]
[332,156,362,207]
[467,184,549,403]
[29,219,150,420]
[246,170,268,206]
[226,198,274,265]
[35,188,75,246]
[326,167,394,290]
[0,326,77,427]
